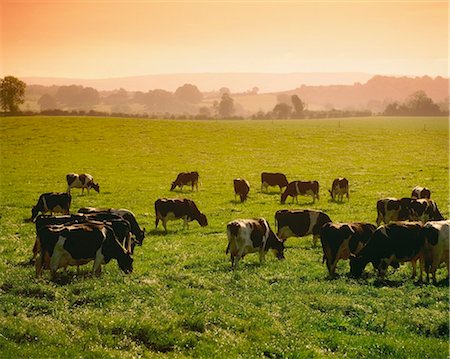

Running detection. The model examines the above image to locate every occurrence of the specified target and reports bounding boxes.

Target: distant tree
[406,91,441,116]
[198,106,211,117]
[276,94,291,104]
[0,76,26,113]
[175,83,203,103]
[273,102,292,119]
[291,95,306,118]
[218,93,234,118]
[219,87,230,95]
[38,94,58,111]
[104,88,129,105]
[252,86,259,95]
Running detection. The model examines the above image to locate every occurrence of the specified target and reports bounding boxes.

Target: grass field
[0,116,448,358]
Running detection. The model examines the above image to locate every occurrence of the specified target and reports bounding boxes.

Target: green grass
[0,116,448,358]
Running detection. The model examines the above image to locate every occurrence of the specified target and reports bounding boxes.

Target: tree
[218,93,234,118]
[406,91,441,116]
[291,95,306,118]
[38,94,58,111]
[0,76,26,113]
[174,83,202,103]
[273,102,292,119]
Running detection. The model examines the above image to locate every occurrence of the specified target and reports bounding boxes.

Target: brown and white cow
[77,207,145,247]
[31,192,72,222]
[411,186,431,199]
[281,180,319,204]
[350,221,424,280]
[375,197,413,226]
[233,178,250,202]
[275,209,332,246]
[154,198,208,233]
[410,199,444,223]
[66,173,100,195]
[261,172,289,193]
[226,218,284,269]
[420,220,449,284]
[170,172,199,191]
[36,222,133,279]
[320,222,376,277]
[328,178,349,202]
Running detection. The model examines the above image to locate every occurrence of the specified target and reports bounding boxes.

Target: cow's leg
[411,259,417,279]
[378,260,389,279]
[50,255,60,280]
[430,256,441,285]
[312,234,319,247]
[375,214,383,227]
[32,237,40,261]
[35,250,45,278]
[162,218,168,233]
[93,255,103,276]
[259,249,266,264]
[155,216,160,229]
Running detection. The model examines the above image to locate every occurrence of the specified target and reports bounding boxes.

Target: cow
[281,181,320,204]
[420,220,449,284]
[261,172,289,193]
[226,218,284,269]
[170,172,199,191]
[275,209,332,246]
[36,222,133,279]
[349,221,424,280]
[31,192,72,222]
[410,199,444,223]
[411,186,431,199]
[77,207,145,247]
[154,198,208,233]
[66,173,100,195]
[320,222,376,277]
[32,214,87,262]
[328,178,349,202]
[375,197,414,226]
[233,178,250,202]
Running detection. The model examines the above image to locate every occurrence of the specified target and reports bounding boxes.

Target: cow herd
[28,172,448,285]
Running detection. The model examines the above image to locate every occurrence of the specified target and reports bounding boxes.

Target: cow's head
[135,228,145,246]
[349,254,366,278]
[239,193,248,202]
[170,182,177,191]
[90,182,100,193]
[328,189,335,200]
[117,253,133,274]
[268,231,285,260]
[197,213,208,227]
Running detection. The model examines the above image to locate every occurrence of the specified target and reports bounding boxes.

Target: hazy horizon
[1,1,447,81]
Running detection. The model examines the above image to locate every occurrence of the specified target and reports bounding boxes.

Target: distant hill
[280,75,449,111]
[20,72,374,93]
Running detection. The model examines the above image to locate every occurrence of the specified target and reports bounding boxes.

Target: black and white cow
[375,197,413,226]
[154,198,207,233]
[420,220,449,284]
[31,192,72,222]
[411,186,431,199]
[275,209,332,246]
[66,173,100,195]
[320,222,376,277]
[329,178,349,202]
[410,199,444,223]
[77,207,145,247]
[226,218,284,269]
[280,181,320,204]
[36,222,133,279]
[349,221,424,280]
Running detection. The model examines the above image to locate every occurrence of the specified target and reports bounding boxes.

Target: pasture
[0,115,448,358]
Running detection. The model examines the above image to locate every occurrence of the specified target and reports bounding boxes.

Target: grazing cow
[31,192,72,222]
[226,218,284,269]
[32,214,87,261]
[154,198,207,233]
[420,220,449,284]
[329,178,349,202]
[261,172,289,193]
[320,222,376,277]
[275,209,332,246]
[411,186,431,199]
[349,221,424,280]
[410,199,444,223]
[281,180,320,204]
[66,173,100,195]
[36,222,133,279]
[233,178,250,202]
[375,197,413,226]
[170,172,199,191]
[77,207,145,247]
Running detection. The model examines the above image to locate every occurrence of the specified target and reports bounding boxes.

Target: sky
[0,1,448,79]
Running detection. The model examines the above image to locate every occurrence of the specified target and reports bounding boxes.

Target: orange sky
[0,1,448,78]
